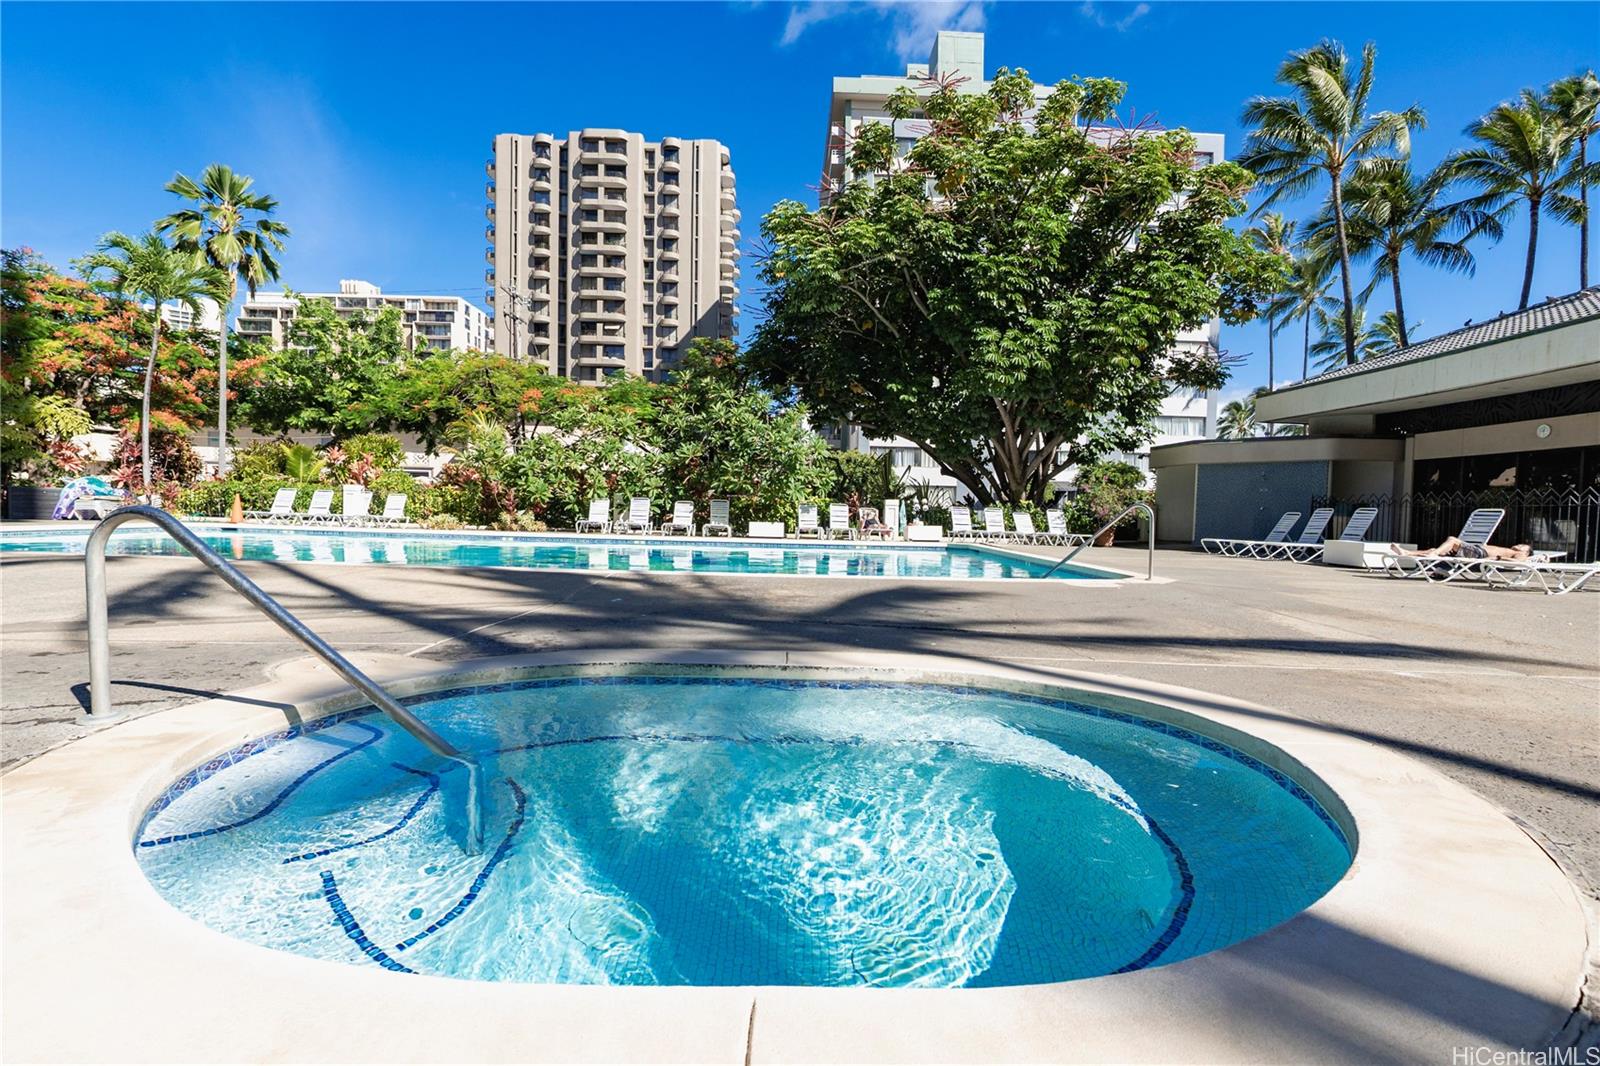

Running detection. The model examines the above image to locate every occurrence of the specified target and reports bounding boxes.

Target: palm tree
[1307,303,1414,372]
[1447,91,1582,309]
[76,232,227,493]
[1549,71,1600,288]
[1245,213,1295,387]
[1304,157,1498,347]
[156,164,290,476]
[1216,394,1259,439]
[1240,39,1424,365]
[1271,250,1337,380]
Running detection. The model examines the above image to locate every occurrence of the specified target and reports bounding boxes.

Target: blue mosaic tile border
[393,778,527,953]
[136,720,382,849]
[282,763,441,865]
[1112,816,1196,974]
[320,870,415,974]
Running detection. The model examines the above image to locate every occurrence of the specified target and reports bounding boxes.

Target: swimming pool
[0,525,1118,581]
[135,674,1352,987]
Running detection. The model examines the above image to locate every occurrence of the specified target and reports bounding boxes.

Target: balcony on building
[720,168,736,189]
[485,159,496,178]
[486,180,496,200]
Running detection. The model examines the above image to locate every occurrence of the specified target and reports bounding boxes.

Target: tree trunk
[1266,313,1275,389]
[1580,137,1590,291]
[1519,194,1541,310]
[217,279,235,477]
[144,310,161,494]
[1328,174,1358,365]
[1302,310,1311,380]
[1390,255,1408,348]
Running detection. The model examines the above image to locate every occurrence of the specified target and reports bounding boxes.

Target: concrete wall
[1153,464,1197,542]
[1412,411,1600,461]
[1330,459,1402,499]
[1193,461,1330,544]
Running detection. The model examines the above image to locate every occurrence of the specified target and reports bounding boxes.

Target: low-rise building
[1151,287,1600,559]
[234,281,492,353]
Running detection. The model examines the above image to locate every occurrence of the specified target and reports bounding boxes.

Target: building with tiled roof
[1149,288,1600,559]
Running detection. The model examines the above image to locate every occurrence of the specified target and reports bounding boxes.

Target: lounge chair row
[243,487,411,527]
[578,499,907,539]
[1206,506,1596,594]
[948,506,1089,546]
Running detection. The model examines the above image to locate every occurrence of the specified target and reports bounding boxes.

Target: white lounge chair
[370,494,409,527]
[1011,512,1042,544]
[245,488,297,523]
[703,499,733,537]
[980,507,1014,541]
[576,498,610,534]
[796,504,823,539]
[1288,507,1378,563]
[1381,508,1506,581]
[827,503,853,539]
[949,506,975,539]
[297,489,336,525]
[621,497,653,534]
[1253,508,1334,560]
[341,484,373,526]
[661,500,696,535]
[1483,558,1600,595]
[1201,512,1302,557]
[1044,509,1089,547]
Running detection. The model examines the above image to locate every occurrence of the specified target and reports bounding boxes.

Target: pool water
[136,677,1351,987]
[0,527,1111,581]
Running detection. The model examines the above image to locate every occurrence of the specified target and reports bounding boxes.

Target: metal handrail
[84,506,483,854]
[1040,502,1156,580]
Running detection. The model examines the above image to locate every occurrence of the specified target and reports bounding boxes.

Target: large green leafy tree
[157,163,289,475]
[237,298,408,435]
[77,232,227,491]
[1240,40,1423,366]
[1548,71,1600,289]
[1303,157,1496,347]
[1447,91,1587,309]
[748,69,1282,506]
[368,348,575,450]
[652,339,833,526]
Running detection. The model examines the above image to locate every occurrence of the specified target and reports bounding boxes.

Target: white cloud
[1078,1,1150,31]
[779,1,989,62]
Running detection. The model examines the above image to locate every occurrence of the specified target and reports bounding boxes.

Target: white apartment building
[234,280,492,353]
[485,129,740,382]
[821,31,1223,495]
[149,297,222,334]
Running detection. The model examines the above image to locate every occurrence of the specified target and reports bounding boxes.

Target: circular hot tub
[135,672,1352,987]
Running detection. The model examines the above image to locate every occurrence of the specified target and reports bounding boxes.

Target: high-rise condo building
[234,280,492,353]
[819,31,1221,492]
[485,129,740,382]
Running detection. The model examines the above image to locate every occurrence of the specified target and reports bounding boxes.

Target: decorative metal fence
[1311,489,1600,562]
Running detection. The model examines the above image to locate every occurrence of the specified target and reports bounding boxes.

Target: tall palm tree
[156,164,289,476]
[76,232,227,493]
[1549,70,1600,288]
[1240,39,1424,365]
[1216,394,1259,439]
[1304,157,1498,347]
[1245,213,1296,387]
[1271,250,1337,380]
[1447,91,1583,309]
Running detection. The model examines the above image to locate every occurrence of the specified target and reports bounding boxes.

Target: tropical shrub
[282,443,325,482]
[334,432,405,473]
[1073,461,1152,534]
[231,440,288,479]
[112,426,202,489]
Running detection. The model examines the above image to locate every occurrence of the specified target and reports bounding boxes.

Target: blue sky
[3,1,1596,398]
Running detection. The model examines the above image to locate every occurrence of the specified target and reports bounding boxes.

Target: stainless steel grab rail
[1039,502,1156,580]
[84,506,484,854]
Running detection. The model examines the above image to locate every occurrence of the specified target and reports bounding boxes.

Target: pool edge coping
[2,648,1587,1063]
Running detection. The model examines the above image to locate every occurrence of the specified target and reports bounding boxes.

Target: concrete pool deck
[1,538,1596,1058]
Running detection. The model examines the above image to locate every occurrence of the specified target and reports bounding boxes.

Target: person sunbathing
[1390,537,1532,561]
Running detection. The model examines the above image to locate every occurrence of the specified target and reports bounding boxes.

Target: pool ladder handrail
[1038,502,1156,581]
[83,506,484,854]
